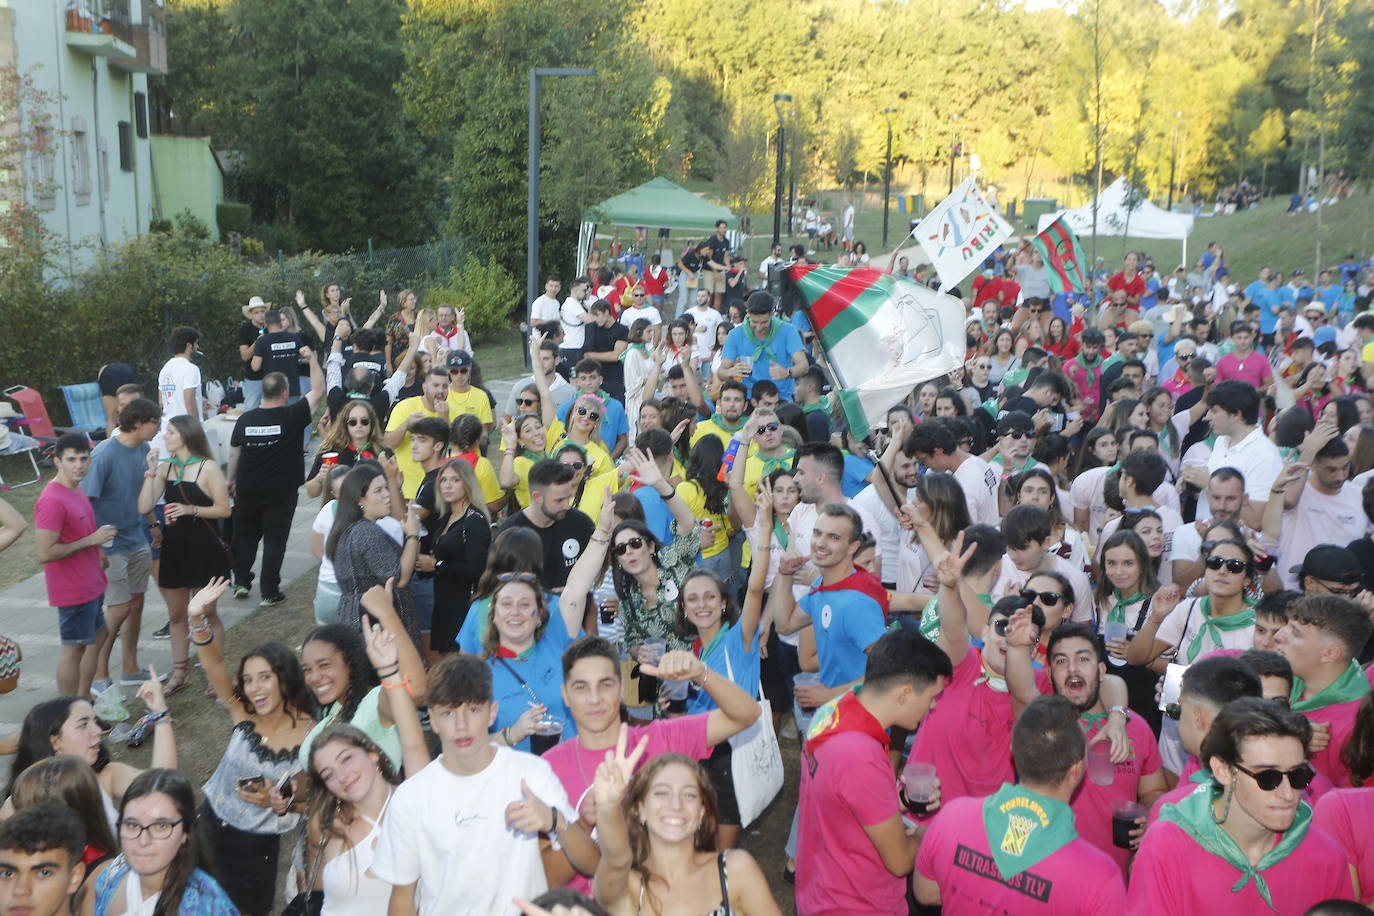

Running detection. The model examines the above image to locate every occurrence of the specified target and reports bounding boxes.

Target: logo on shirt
[662,579,679,602]
[561,538,581,560]
[953,846,1053,902]
[270,341,297,352]
[820,604,833,628]
[1000,814,1036,857]
[244,425,283,437]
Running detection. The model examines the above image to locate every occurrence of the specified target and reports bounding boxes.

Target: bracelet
[501,725,512,746]
[144,709,171,727]
[375,664,400,678]
[144,471,156,478]
[380,675,413,696]
[695,668,710,690]
[191,633,214,646]
[547,807,558,835]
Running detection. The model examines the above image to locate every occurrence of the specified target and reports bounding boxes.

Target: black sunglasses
[1020,589,1065,606]
[562,459,585,471]
[1001,430,1029,440]
[346,418,371,426]
[576,406,601,423]
[612,536,646,557]
[1233,762,1316,792]
[516,397,538,407]
[496,572,539,585]
[1204,555,1249,574]
[756,422,780,436]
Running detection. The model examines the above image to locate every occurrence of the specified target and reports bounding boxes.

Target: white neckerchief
[124,869,160,916]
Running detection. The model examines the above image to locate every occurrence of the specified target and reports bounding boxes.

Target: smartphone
[275,770,297,802]
[1158,662,1187,712]
[237,776,266,792]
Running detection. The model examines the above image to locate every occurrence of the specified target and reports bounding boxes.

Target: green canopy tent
[577,177,735,276]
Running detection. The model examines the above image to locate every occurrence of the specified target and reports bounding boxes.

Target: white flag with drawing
[915,177,1014,289]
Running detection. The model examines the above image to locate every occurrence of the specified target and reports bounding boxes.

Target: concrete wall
[150,134,223,239]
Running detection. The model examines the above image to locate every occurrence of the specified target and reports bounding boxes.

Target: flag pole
[885,222,920,275]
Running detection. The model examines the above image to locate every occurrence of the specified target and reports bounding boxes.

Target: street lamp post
[772,93,792,249]
[527,67,595,368]
[1166,112,1182,212]
[882,107,897,250]
[947,114,960,195]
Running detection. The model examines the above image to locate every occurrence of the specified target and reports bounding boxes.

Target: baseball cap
[446,350,474,370]
[1290,545,1359,584]
[1313,326,1338,348]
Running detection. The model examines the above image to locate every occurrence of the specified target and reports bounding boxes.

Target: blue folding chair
[59,383,106,438]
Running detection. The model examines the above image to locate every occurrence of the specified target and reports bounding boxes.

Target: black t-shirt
[706,234,730,269]
[344,351,386,385]
[238,322,266,374]
[252,331,305,395]
[680,249,704,274]
[497,509,594,590]
[412,466,443,578]
[583,321,629,399]
[725,268,748,303]
[230,399,313,495]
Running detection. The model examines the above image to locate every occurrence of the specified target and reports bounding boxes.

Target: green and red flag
[1029,216,1088,294]
[787,264,967,439]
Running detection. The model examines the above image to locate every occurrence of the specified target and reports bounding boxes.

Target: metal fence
[249,236,479,308]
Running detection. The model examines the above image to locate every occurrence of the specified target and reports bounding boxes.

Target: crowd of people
[6,237,1374,916]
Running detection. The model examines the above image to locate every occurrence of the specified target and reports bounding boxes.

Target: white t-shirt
[155,356,202,451]
[851,484,903,584]
[619,304,662,330]
[1200,426,1283,519]
[530,293,561,324]
[788,499,883,585]
[1155,596,1255,662]
[951,456,1000,526]
[1096,504,1184,559]
[688,306,723,360]
[312,503,403,586]
[1070,465,1181,545]
[371,749,575,916]
[990,554,1094,623]
[560,297,589,348]
[1278,483,1366,588]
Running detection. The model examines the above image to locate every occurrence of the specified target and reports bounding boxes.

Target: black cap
[446,350,473,370]
[1290,545,1359,584]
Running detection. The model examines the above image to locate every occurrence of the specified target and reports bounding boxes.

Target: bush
[445,255,519,339]
[148,218,173,234]
[240,236,265,257]
[174,210,211,240]
[216,202,252,238]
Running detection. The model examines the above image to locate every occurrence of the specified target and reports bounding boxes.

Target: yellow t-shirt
[1362,340,1374,365]
[690,415,750,448]
[742,447,796,502]
[574,467,621,522]
[511,453,537,508]
[473,455,504,508]
[447,386,493,425]
[546,419,614,479]
[676,480,731,557]
[387,392,475,499]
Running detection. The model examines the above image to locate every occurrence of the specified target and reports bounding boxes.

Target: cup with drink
[1086,740,1115,787]
[901,759,938,815]
[1103,619,1129,666]
[1111,799,1145,849]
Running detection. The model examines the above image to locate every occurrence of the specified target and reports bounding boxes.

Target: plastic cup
[534,715,565,737]
[794,672,822,710]
[902,760,937,813]
[1112,799,1145,849]
[1103,620,1129,666]
[641,638,667,665]
[1087,741,1115,786]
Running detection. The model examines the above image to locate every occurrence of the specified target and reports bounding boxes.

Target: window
[33,126,58,209]
[98,136,109,200]
[72,115,91,205]
[118,121,133,171]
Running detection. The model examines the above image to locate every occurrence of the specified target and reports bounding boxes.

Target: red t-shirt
[973,276,1021,312]
[797,728,905,915]
[910,650,1051,806]
[1108,271,1145,302]
[33,479,105,607]
[1127,816,1353,915]
[1214,351,1273,388]
[641,264,667,296]
[1070,714,1164,875]
[916,795,1127,915]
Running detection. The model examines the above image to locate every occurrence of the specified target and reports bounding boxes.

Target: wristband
[375,664,400,678]
[380,676,413,697]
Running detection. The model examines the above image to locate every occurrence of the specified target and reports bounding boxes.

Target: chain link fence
[248,236,479,311]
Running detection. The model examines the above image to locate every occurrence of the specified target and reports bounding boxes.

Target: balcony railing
[67,0,169,76]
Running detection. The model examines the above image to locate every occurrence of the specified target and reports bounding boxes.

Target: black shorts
[703,740,740,826]
[97,362,139,397]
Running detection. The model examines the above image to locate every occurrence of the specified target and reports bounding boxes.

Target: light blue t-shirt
[721,321,805,400]
[633,486,675,547]
[557,395,629,449]
[80,436,150,555]
[457,592,564,654]
[798,577,887,688]
[841,453,875,499]
[486,609,577,753]
[687,623,761,713]
[1254,287,1284,332]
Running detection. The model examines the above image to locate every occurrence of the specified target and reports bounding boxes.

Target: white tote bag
[724,648,784,828]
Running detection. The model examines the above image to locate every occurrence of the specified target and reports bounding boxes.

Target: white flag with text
[915,177,1014,289]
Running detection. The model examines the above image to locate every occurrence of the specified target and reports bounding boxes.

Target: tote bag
[723,648,783,827]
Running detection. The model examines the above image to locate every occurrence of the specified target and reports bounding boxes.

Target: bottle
[716,438,742,483]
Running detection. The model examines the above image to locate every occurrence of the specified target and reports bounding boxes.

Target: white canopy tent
[1038,178,1195,267]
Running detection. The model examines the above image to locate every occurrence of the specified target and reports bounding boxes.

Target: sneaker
[259,593,286,607]
[152,623,171,639]
[233,585,250,600]
[120,668,168,686]
[780,717,799,740]
[90,678,113,695]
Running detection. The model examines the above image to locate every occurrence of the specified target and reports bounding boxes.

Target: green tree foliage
[158,0,442,252]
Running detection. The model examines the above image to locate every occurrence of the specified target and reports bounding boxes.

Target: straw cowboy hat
[241,296,268,319]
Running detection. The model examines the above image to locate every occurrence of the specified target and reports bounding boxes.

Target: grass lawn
[0,458,53,591]
[473,330,528,380]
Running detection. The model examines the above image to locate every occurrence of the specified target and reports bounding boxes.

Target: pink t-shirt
[1303,696,1364,788]
[915,795,1127,915]
[1313,788,1374,904]
[33,479,105,607]
[910,650,1051,805]
[1127,817,1353,915]
[1214,350,1272,387]
[543,715,710,895]
[1070,714,1163,874]
[797,729,904,915]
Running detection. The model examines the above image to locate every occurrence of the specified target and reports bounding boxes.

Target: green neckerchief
[758,447,795,476]
[772,519,789,550]
[1158,784,1313,910]
[991,453,1035,474]
[696,622,731,659]
[1290,659,1370,713]
[981,784,1079,879]
[621,342,649,362]
[1186,596,1256,663]
[918,591,992,642]
[1072,352,1103,391]
[801,401,828,414]
[1107,588,1146,625]
[744,317,782,363]
[1101,352,1124,371]
[520,448,544,463]
[1001,366,1029,390]
[974,648,1009,692]
[1079,710,1110,732]
[710,413,747,434]
[166,455,204,483]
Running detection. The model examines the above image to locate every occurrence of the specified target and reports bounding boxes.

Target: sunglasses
[1177,352,1194,360]
[612,536,646,557]
[1233,762,1317,792]
[756,422,780,436]
[1316,578,1361,597]
[450,368,471,374]
[562,459,585,471]
[576,406,602,423]
[1020,589,1065,606]
[516,397,538,407]
[1204,555,1249,574]
[633,293,645,298]
[346,418,371,427]
[496,572,539,585]
[1001,430,1029,440]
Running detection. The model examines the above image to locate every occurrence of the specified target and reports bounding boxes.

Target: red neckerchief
[496,646,521,659]
[346,445,376,460]
[692,636,704,656]
[449,450,479,469]
[805,690,889,754]
[434,324,461,344]
[808,567,891,620]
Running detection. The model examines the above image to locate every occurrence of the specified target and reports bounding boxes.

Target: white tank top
[320,791,392,916]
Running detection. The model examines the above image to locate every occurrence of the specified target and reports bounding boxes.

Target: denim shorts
[57,596,106,646]
[409,576,435,634]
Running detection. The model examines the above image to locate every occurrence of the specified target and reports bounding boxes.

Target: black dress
[160,467,231,589]
[432,506,491,653]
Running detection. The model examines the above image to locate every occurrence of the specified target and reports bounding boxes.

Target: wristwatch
[1108,704,1130,721]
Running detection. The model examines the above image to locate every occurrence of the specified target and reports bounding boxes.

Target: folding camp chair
[59,382,106,439]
